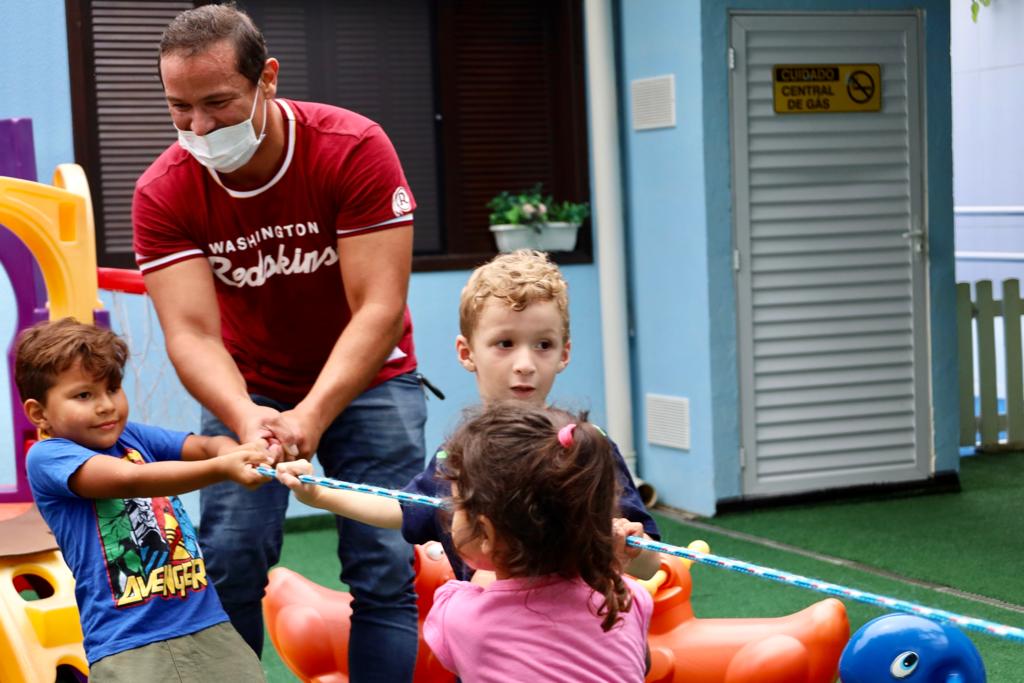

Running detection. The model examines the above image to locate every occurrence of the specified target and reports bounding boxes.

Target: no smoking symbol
[846,70,875,104]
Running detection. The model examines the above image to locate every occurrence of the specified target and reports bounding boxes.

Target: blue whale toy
[839,614,986,682]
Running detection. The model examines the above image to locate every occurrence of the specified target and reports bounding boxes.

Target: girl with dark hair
[423,401,653,682]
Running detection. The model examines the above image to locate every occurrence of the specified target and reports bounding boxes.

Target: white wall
[951,0,1024,406]
[952,0,1024,285]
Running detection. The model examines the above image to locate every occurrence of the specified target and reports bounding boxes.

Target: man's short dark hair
[159,3,267,85]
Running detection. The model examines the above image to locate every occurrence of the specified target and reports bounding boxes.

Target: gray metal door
[731,13,932,497]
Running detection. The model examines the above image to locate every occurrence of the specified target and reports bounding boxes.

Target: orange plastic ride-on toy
[638,541,849,683]
[263,542,456,682]
[265,538,849,683]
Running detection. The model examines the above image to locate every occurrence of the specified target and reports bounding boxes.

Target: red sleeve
[333,125,417,239]
[132,179,206,274]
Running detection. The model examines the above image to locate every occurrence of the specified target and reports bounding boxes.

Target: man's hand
[275,460,324,507]
[236,404,297,463]
[217,439,274,489]
[262,407,326,461]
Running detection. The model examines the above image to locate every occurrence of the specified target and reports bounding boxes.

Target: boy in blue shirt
[278,250,661,580]
[16,318,270,680]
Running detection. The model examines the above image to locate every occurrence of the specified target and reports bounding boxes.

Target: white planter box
[489,222,580,253]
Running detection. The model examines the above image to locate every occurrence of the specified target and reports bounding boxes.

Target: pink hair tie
[557,423,577,448]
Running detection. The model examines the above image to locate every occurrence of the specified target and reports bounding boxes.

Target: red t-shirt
[133,99,418,403]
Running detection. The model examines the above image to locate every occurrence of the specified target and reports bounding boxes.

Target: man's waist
[238,350,418,403]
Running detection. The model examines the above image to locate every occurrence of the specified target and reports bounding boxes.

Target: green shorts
[88,621,265,682]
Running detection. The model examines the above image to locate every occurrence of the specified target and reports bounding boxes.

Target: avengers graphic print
[95,448,208,607]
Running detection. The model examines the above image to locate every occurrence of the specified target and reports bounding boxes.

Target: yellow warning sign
[772,64,882,114]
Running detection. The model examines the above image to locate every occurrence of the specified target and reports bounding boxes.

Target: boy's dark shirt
[400,439,661,580]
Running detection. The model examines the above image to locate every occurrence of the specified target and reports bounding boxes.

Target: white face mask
[176,88,268,173]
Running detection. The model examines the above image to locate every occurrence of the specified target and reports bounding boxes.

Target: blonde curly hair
[459,250,569,343]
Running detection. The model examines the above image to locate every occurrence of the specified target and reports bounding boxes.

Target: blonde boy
[16,318,269,679]
[278,250,661,579]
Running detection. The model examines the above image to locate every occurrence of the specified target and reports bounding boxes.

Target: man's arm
[68,441,272,499]
[266,225,413,457]
[144,258,294,450]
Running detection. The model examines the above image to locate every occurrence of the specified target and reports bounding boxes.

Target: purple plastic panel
[0,118,43,502]
[0,118,38,179]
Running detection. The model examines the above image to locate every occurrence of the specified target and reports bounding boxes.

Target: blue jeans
[198,372,426,682]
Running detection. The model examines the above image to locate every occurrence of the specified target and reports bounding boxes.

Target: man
[132,5,424,680]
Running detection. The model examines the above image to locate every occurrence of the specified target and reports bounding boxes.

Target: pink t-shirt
[133,99,418,403]
[424,575,652,682]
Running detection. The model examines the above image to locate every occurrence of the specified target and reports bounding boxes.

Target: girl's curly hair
[440,401,632,631]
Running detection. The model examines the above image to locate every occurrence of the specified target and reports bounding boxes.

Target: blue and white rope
[628,537,1024,644]
[256,464,445,509]
[257,465,1024,643]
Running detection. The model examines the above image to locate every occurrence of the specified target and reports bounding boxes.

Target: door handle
[901,228,926,253]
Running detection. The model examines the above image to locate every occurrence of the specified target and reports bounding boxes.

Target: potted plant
[487,184,590,253]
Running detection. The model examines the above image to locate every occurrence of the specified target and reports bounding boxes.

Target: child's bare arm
[626,548,661,581]
[180,434,242,461]
[614,517,661,580]
[69,441,272,499]
[275,461,403,529]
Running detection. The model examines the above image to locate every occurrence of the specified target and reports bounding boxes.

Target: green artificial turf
[698,450,1024,607]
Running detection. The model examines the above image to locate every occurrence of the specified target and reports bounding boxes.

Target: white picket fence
[957,279,1024,449]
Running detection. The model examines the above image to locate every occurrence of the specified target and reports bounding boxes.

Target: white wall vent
[631,74,676,130]
[646,394,690,451]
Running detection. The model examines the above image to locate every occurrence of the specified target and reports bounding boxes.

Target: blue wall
[0,0,75,487]
[620,0,957,513]
[0,1,73,183]
[0,0,608,518]
[918,3,958,473]
[618,1,718,515]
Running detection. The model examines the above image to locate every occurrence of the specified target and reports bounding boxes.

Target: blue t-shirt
[401,438,661,580]
[26,422,228,664]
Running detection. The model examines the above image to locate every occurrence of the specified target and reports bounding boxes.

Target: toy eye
[889,651,919,678]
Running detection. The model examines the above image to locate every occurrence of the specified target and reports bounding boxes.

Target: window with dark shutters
[432,0,591,264]
[241,0,443,255]
[67,0,193,269]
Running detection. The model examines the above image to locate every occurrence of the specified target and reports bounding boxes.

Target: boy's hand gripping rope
[256,465,1024,644]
